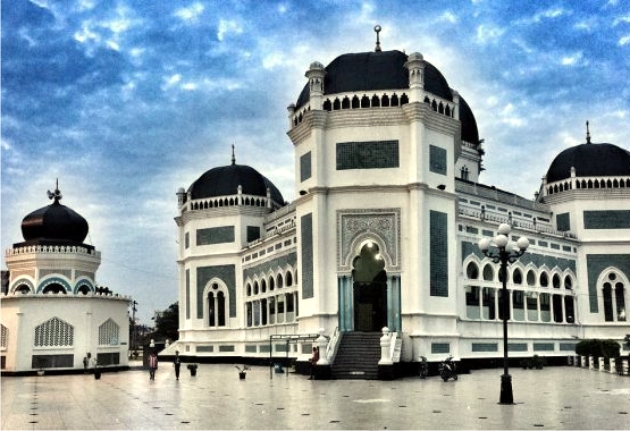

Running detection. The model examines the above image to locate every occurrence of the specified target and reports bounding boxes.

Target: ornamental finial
[231,144,236,165]
[47,178,62,203]
[374,25,382,52]
[586,120,591,144]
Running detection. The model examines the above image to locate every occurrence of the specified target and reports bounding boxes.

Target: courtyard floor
[2,363,629,430]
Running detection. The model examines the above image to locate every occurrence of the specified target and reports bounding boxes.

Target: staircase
[331,332,382,380]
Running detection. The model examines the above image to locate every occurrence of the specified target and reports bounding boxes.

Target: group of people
[146,347,319,381]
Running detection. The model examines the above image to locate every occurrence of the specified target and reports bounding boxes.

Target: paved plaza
[2,364,629,430]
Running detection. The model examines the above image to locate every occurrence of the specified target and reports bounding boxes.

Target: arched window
[371,95,380,107]
[351,96,360,109]
[361,95,370,108]
[77,285,90,295]
[512,269,523,285]
[603,282,614,322]
[540,272,549,287]
[466,262,479,279]
[483,264,494,281]
[269,277,275,291]
[382,94,390,107]
[208,283,227,327]
[333,98,341,110]
[553,274,561,289]
[98,319,120,345]
[564,276,573,290]
[342,97,350,109]
[34,317,74,347]
[254,282,259,295]
[527,270,536,286]
[246,284,252,297]
[16,284,31,294]
[43,283,67,294]
[261,279,267,293]
[286,271,293,287]
[276,274,284,289]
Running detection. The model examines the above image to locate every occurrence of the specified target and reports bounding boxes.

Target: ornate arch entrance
[352,242,387,331]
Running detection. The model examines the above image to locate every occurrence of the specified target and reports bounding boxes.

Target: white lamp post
[478,223,529,405]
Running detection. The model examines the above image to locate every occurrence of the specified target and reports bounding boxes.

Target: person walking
[148,352,158,380]
[309,347,319,380]
[173,351,181,380]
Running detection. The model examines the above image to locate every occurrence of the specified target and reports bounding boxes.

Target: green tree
[153,302,179,342]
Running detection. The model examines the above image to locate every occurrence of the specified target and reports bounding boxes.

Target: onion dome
[188,153,285,206]
[545,125,630,183]
[19,186,90,246]
[295,49,479,145]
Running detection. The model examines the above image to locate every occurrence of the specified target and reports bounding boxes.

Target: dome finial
[586,120,591,144]
[47,178,62,204]
[374,25,382,52]
[231,144,236,165]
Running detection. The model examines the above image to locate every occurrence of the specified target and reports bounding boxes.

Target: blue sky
[2,0,630,324]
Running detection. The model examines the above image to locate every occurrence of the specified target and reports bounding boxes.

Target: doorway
[352,242,387,332]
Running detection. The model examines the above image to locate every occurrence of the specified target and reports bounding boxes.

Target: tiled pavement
[2,363,629,430]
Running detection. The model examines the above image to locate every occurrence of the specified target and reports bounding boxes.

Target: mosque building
[166,30,629,377]
[1,184,131,374]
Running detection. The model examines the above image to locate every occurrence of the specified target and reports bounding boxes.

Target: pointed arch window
[34,317,74,347]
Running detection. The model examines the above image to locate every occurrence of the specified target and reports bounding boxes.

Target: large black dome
[546,143,630,183]
[188,163,285,205]
[20,194,89,246]
[295,50,479,144]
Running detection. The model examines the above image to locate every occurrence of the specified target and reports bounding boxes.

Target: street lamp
[478,223,529,405]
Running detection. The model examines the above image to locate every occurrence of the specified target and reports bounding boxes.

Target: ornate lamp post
[478,223,529,405]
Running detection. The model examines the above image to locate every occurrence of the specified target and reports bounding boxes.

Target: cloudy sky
[3,0,629,324]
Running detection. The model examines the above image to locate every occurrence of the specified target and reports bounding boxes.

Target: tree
[152,302,179,342]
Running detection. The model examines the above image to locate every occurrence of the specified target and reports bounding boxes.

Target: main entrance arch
[352,242,387,331]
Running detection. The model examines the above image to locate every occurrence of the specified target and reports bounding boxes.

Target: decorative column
[305,61,326,110]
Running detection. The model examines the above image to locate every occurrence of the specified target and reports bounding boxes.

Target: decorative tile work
[197,265,236,318]
[259,345,271,353]
[586,254,630,313]
[197,226,235,246]
[533,343,555,351]
[197,345,214,352]
[337,209,401,271]
[431,343,450,354]
[218,345,235,352]
[461,241,577,273]
[429,145,447,175]
[336,141,399,170]
[301,214,314,299]
[1,324,7,348]
[185,270,190,320]
[508,343,528,352]
[556,213,571,232]
[430,211,448,297]
[300,151,312,182]
[472,343,498,352]
[584,210,630,229]
[245,345,257,353]
[247,226,261,243]
[559,343,577,351]
[242,252,297,282]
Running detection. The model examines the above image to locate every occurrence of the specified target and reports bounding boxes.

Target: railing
[325,327,340,364]
[6,245,100,257]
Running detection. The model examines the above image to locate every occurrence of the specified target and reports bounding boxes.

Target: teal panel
[584,210,630,229]
[430,211,448,297]
[197,226,234,245]
[197,265,236,318]
[185,269,190,320]
[556,213,570,231]
[586,254,630,313]
[336,141,399,170]
[472,343,498,352]
[301,213,314,298]
[429,145,447,175]
[300,151,312,181]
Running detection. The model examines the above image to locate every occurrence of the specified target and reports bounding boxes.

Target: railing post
[378,327,392,365]
[316,328,329,365]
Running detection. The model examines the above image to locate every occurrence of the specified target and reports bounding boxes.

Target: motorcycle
[439,355,458,381]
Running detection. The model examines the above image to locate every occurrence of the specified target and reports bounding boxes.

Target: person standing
[148,352,158,380]
[173,351,181,380]
[309,347,319,380]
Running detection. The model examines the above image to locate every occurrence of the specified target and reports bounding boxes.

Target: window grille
[34,317,74,347]
[1,324,8,348]
[99,319,120,345]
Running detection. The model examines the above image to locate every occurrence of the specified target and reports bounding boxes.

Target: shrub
[575,339,621,358]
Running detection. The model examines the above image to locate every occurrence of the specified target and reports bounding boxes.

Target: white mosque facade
[1,187,131,374]
[165,40,629,376]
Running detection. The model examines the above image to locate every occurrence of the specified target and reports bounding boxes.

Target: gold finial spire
[374,25,382,52]
[231,144,236,165]
[47,178,62,203]
[586,120,591,144]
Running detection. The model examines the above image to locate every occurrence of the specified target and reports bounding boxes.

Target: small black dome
[188,163,285,205]
[295,50,479,145]
[546,143,630,183]
[21,199,89,246]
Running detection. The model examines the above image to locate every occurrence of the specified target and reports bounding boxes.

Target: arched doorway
[352,242,387,331]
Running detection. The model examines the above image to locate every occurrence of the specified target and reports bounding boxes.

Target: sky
[2,0,630,325]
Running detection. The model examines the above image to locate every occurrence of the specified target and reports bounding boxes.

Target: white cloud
[439,11,458,24]
[217,19,243,41]
[561,52,583,66]
[619,35,630,46]
[613,14,630,26]
[475,24,505,44]
[174,3,205,22]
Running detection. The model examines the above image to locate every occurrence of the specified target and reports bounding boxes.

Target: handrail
[325,327,340,363]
